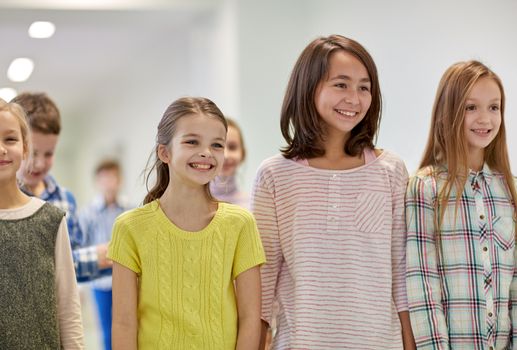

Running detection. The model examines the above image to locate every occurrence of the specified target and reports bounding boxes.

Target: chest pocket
[492,216,516,251]
[354,191,387,233]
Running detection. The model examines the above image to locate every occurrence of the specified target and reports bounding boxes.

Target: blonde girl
[0,99,83,349]
[406,61,517,349]
[109,97,265,350]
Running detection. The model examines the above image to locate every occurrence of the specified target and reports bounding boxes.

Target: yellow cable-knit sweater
[108,200,266,350]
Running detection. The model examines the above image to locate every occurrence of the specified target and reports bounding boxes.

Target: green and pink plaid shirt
[406,164,517,350]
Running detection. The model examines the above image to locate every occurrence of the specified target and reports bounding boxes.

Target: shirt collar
[20,174,58,198]
[469,163,494,185]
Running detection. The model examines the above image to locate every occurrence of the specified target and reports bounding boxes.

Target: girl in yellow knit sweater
[108,97,265,350]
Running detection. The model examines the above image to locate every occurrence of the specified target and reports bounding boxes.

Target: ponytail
[143,154,170,205]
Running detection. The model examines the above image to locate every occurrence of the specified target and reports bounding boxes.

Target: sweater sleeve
[55,217,85,349]
[390,159,409,312]
[251,164,283,325]
[107,216,141,274]
[406,175,449,349]
[232,210,266,279]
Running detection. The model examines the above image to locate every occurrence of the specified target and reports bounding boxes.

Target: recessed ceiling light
[0,87,17,102]
[29,21,56,39]
[7,58,35,82]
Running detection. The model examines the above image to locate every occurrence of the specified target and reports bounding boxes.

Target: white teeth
[191,163,211,169]
[472,129,490,134]
[336,109,356,117]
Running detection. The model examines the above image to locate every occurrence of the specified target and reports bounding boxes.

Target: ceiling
[0,0,219,118]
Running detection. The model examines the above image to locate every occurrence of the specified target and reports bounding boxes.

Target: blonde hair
[0,98,32,157]
[420,60,516,236]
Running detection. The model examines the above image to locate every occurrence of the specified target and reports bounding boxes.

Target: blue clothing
[92,289,112,350]
[22,175,84,248]
[80,195,130,350]
[79,195,130,290]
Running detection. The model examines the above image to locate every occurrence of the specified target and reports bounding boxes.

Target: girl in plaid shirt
[406,61,517,349]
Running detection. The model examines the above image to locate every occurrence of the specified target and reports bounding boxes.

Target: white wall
[50,0,517,206]
[235,0,517,193]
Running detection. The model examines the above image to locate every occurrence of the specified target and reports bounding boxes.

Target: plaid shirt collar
[469,163,494,186]
[20,174,58,198]
[435,163,495,186]
[40,175,58,199]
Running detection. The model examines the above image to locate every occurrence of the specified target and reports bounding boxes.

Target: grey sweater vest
[0,202,64,349]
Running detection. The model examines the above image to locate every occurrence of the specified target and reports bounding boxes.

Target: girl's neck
[467,148,485,172]
[308,132,364,170]
[159,183,218,232]
[0,181,31,209]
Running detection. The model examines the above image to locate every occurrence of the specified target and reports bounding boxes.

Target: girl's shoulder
[372,149,408,176]
[114,200,161,228]
[0,197,48,220]
[217,202,255,225]
[257,153,294,172]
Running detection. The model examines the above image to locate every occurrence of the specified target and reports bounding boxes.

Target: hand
[96,243,113,270]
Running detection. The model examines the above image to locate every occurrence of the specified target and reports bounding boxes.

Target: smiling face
[0,111,27,185]
[463,77,502,168]
[17,131,58,190]
[315,50,372,144]
[158,113,226,188]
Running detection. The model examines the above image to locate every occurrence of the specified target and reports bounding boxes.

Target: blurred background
[1,0,516,347]
[1,0,516,206]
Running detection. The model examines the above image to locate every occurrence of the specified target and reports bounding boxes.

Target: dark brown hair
[11,92,61,135]
[143,97,228,205]
[280,34,382,159]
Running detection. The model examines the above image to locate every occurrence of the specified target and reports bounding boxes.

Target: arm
[250,165,283,347]
[112,262,138,350]
[389,162,415,348]
[406,175,449,349]
[235,266,262,350]
[72,244,112,282]
[259,320,269,350]
[399,311,416,350]
[74,208,113,281]
[511,178,517,349]
[64,190,85,249]
[55,217,85,349]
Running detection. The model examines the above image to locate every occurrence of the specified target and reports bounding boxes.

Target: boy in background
[80,159,131,350]
[13,92,111,281]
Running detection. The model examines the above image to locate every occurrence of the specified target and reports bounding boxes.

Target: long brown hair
[420,60,516,232]
[280,34,382,159]
[143,97,228,205]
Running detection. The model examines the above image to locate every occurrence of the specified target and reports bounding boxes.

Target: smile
[189,163,213,170]
[335,109,357,117]
[471,128,491,135]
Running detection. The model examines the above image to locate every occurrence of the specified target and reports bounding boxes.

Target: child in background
[210,117,249,208]
[80,159,131,350]
[0,99,84,349]
[406,61,517,349]
[13,92,111,281]
[109,97,265,350]
[252,34,415,349]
